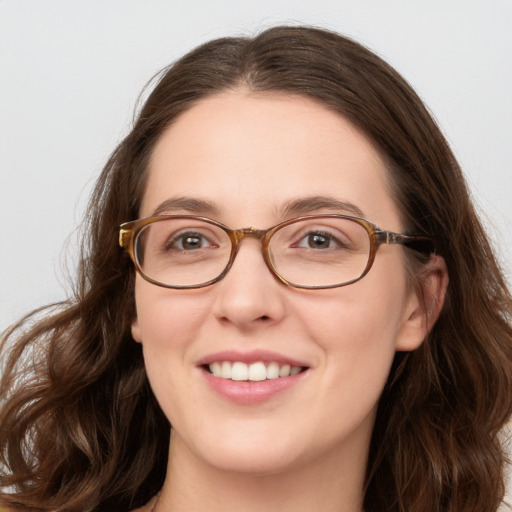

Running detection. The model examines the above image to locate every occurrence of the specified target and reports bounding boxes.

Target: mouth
[197,350,310,403]
[204,361,307,382]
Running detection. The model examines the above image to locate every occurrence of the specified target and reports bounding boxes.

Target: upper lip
[196,349,309,368]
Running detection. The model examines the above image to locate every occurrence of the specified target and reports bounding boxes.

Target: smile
[207,361,304,381]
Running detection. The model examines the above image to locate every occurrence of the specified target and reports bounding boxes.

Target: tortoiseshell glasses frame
[119,214,434,290]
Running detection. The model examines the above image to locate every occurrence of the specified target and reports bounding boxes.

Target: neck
[155,430,368,512]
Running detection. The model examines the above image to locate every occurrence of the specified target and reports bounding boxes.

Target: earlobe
[396,254,449,351]
[131,317,142,343]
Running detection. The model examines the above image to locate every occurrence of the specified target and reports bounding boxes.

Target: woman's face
[132,92,426,475]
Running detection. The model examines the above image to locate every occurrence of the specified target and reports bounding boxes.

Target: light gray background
[1,0,511,332]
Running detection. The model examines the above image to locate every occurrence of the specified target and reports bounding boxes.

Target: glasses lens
[135,218,232,287]
[268,217,371,287]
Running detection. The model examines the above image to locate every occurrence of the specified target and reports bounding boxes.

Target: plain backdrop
[1,0,511,332]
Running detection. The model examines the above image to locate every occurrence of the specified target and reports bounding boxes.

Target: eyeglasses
[119,215,434,290]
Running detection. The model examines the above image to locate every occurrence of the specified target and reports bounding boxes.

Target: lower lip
[201,368,308,404]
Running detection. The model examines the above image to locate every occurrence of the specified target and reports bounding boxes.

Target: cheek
[132,280,215,422]
[133,279,211,347]
[298,279,406,351]
[301,294,399,385]
[133,279,210,379]
[296,268,408,391]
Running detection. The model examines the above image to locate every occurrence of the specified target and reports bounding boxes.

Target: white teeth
[231,362,248,381]
[210,361,221,377]
[221,361,232,379]
[248,362,267,381]
[208,361,304,381]
[279,364,291,377]
[266,361,280,380]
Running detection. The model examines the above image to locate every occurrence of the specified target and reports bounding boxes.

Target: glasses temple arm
[375,230,435,254]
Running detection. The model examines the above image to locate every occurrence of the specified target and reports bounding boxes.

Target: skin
[131,91,447,512]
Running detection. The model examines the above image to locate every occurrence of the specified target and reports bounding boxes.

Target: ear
[395,254,449,351]
[131,317,142,343]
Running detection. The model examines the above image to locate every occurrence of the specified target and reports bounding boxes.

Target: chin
[174,420,307,476]
[201,445,302,476]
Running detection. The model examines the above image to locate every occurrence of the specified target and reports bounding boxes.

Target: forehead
[142,91,402,229]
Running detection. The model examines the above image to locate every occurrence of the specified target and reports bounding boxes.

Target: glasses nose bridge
[230,227,273,269]
[232,227,268,244]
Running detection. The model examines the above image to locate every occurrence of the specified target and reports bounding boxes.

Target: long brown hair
[1,26,511,512]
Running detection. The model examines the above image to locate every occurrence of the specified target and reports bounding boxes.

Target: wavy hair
[1,26,511,512]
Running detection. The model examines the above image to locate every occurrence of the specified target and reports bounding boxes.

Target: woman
[1,26,511,512]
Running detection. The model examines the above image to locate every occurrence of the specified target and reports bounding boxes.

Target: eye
[167,231,214,251]
[297,231,345,250]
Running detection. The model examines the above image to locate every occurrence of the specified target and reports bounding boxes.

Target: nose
[211,238,287,330]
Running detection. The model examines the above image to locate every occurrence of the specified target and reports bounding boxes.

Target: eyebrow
[150,194,365,220]
[151,197,222,217]
[280,196,365,218]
